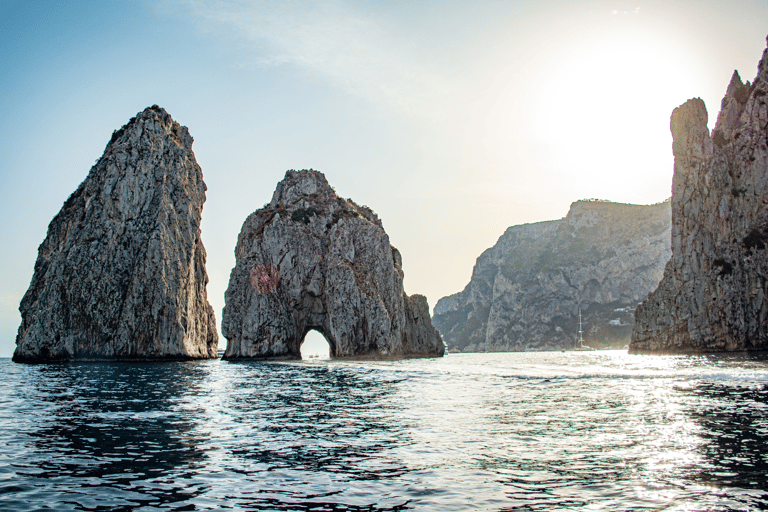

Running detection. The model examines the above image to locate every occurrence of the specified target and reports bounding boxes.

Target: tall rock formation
[433,200,671,352]
[222,169,444,360]
[631,39,768,354]
[13,106,218,362]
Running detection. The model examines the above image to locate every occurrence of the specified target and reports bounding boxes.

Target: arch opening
[300,329,331,360]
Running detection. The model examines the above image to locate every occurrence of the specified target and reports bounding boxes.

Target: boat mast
[578,308,584,348]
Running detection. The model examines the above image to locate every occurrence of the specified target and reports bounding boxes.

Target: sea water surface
[1,351,767,511]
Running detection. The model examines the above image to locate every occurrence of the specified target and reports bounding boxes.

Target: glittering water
[1,351,767,511]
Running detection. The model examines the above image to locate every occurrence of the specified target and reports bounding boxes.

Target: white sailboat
[573,308,594,351]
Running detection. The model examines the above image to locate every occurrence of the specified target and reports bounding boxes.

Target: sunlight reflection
[620,356,707,503]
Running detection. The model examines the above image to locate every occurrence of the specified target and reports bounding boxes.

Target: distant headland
[432,199,671,352]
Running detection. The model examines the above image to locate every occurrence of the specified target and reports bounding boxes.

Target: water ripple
[0,352,767,510]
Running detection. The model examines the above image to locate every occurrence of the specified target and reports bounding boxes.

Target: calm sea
[1,351,767,511]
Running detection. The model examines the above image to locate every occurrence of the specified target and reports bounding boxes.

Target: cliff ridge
[434,199,671,352]
[631,38,768,353]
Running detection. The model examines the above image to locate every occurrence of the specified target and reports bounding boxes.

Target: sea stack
[13,106,218,362]
[222,169,444,360]
[630,38,768,354]
[433,200,671,352]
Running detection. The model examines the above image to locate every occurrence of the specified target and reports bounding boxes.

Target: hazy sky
[1,0,766,357]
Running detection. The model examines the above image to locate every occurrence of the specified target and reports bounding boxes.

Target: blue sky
[1,0,766,357]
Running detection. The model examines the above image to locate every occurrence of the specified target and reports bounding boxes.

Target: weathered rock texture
[222,169,444,360]
[13,106,218,362]
[433,200,671,352]
[631,40,768,354]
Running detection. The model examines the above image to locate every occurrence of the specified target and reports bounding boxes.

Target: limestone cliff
[13,106,218,362]
[221,169,444,360]
[631,39,768,354]
[433,200,671,352]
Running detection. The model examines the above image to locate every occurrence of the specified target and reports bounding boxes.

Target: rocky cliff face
[13,106,218,362]
[631,39,768,354]
[222,169,444,360]
[433,200,671,352]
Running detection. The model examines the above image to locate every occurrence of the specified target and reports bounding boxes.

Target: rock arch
[221,170,444,360]
[300,329,333,359]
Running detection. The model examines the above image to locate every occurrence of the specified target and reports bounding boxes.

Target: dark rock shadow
[13,361,213,509]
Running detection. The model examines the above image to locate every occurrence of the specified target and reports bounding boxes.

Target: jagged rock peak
[267,169,382,227]
[630,37,768,353]
[222,169,444,360]
[270,169,333,206]
[433,199,671,352]
[13,105,218,362]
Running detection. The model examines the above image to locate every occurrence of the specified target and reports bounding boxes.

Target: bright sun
[515,28,706,203]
